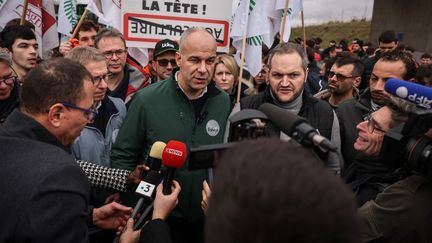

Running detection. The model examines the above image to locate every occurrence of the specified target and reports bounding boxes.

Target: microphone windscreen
[149,141,166,159]
[162,140,187,168]
[258,103,307,135]
[385,78,432,108]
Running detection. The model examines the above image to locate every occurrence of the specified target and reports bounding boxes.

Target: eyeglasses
[60,102,98,122]
[363,114,386,133]
[0,76,17,85]
[328,71,356,82]
[156,59,177,67]
[93,73,111,86]
[102,49,127,59]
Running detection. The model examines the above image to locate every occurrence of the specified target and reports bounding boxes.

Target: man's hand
[93,202,133,230]
[105,192,121,204]
[119,218,140,243]
[152,180,181,220]
[127,164,149,185]
[59,41,72,55]
[201,180,211,215]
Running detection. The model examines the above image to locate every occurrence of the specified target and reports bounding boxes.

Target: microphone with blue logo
[384,78,432,109]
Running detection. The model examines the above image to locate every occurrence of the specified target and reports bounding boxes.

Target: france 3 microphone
[130,170,162,220]
[258,103,337,152]
[162,140,187,195]
[384,78,432,109]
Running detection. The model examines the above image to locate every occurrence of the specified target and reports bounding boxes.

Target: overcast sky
[292,0,374,26]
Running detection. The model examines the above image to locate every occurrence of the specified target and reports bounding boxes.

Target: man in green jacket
[111,28,231,243]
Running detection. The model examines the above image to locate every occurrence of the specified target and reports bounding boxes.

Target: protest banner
[122,0,232,52]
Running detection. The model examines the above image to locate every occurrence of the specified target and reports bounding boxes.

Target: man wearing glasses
[95,28,149,106]
[350,96,432,243]
[0,58,132,242]
[151,39,179,83]
[315,53,363,108]
[66,46,126,169]
[337,50,417,204]
[337,50,417,169]
[0,49,19,124]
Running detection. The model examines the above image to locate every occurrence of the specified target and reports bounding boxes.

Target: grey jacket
[72,96,126,168]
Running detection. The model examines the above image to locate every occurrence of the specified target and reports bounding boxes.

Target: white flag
[58,0,77,37]
[87,0,148,67]
[230,0,270,77]
[0,0,59,58]
[275,0,303,43]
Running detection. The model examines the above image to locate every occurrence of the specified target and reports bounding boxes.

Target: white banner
[122,0,232,52]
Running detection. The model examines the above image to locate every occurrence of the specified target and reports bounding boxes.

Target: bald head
[179,28,216,54]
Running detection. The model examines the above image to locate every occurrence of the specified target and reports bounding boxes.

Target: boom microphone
[162,140,187,195]
[384,78,432,109]
[258,103,337,152]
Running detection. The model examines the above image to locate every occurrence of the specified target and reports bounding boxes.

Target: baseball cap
[0,49,12,65]
[153,39,179,59]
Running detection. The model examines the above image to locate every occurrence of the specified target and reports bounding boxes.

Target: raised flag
[58,0,77,37]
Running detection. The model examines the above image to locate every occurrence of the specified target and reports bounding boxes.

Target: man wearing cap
[0,49,20,124]
[151,39,179,83]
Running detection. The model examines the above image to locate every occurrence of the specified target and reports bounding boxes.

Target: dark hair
[379,50,417,80]
[421,53,431,59]
[415,65,432,86]
[74,20,99,37]
[378,30,398,44]
[267,43,308,70]
[205,138,361,243]
[20,58,92,115]
[0,25,36,51]
[366,46,376,56]
[405,46,415,53]
[334,53,364,77]
[4,18,35,30]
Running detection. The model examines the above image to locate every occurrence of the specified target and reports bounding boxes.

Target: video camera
[380,107,432,178]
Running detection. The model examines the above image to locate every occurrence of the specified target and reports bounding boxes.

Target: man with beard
[240,42,341,174]
[337,50,417,170]
[0,25,38,82]
[315,53,363,108]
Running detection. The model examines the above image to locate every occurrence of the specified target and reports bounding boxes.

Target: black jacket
[240,87,334,140]
[0,110,91,243]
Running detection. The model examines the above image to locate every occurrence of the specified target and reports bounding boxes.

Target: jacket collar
[170,68,221,99]
[0,109,70,153]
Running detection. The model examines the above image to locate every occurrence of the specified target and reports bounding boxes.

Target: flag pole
[71,9,89,39]
[301,10,307,52]
[279,0,289,44]
[20,0,29,25]
[236,0,251,104]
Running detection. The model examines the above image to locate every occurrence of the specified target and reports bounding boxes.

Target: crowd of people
[0,16,431,243]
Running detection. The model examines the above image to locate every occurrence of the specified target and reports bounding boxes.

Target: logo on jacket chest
[206,120,220,137]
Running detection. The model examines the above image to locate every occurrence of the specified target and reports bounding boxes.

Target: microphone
[384,78,432,109]
[258,103,337,152]
[144,141,166,172]
[131,170,162,220]
[162,140,187,195]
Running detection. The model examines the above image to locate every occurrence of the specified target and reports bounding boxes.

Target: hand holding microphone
[161,140,187,195]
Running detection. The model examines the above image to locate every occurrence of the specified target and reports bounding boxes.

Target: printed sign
[122,0,232,52]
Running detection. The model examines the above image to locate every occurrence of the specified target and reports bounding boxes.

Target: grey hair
[385,96,415,127]
[94,27,126,49]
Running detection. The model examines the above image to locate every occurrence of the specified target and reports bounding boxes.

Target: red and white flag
[0,0,59,58]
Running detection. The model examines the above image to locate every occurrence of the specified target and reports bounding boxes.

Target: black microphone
[258,103,337,152]
[131,170,162,220]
